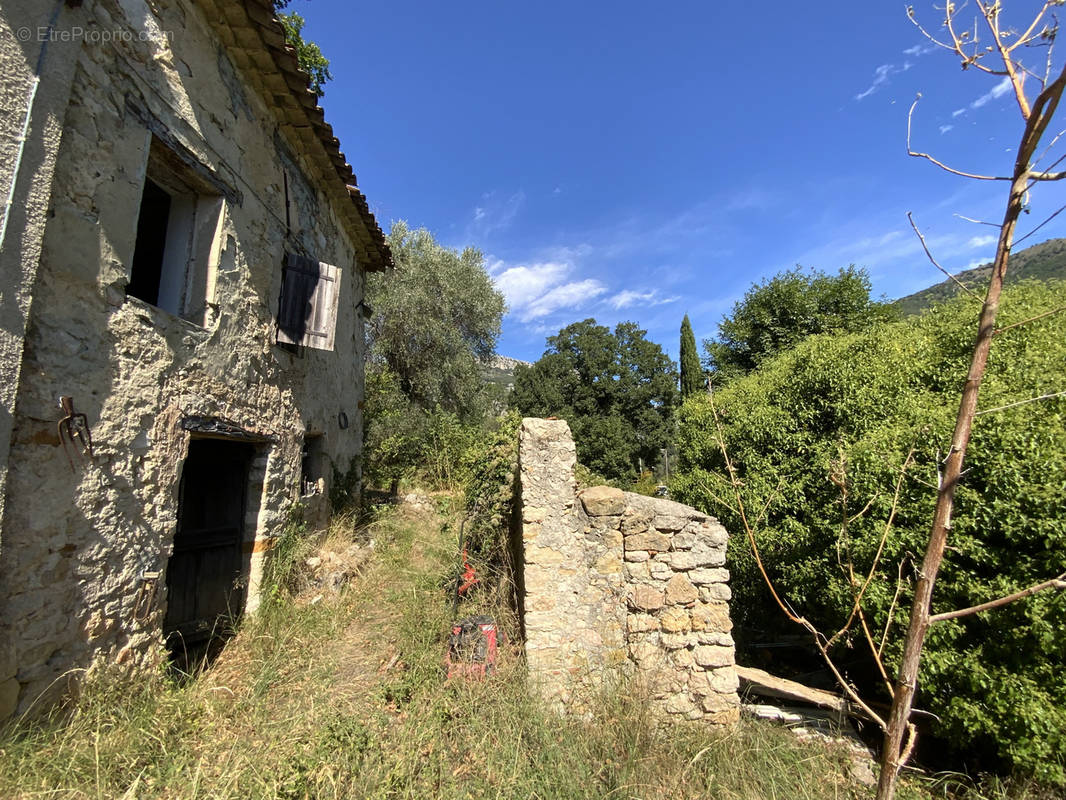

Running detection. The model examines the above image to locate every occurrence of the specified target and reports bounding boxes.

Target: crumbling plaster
[0,0,374,718]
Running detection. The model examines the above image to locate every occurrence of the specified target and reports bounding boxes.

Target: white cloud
[970,76,1013,109]
[952,108,967,117]
[856,64,897,101]
[523,279,607,321]
[967,234,996,249]
[468,190,525,237]
[492,260,607,322]
[939,124,954,134]
[607,289,681,310]
[903,43,936,57]
[493,262,569,310]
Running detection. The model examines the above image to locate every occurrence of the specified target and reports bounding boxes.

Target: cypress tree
[679,314,702,397]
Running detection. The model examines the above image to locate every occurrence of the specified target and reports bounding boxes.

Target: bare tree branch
[1013,200,1066,246]
[907,97,1011,180]
[976,0,1032,118]
[907,212,984,301]
[879,560,908,658]
[994,304,1066,334]
[930,571,1066,623]
[974,390,1066,416]
[706,391,888,730]
[1026,168,1066,180]
[954,213,1002,227]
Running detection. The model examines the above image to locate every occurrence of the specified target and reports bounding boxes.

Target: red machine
[445,615,500,679]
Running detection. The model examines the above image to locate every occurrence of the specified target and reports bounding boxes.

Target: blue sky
[298,0,1066,362]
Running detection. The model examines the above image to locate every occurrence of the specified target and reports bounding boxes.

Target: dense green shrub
[461,411,522,562]
[673,281,1066,784]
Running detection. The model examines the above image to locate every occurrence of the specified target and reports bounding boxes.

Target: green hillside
[895,237,1066,314]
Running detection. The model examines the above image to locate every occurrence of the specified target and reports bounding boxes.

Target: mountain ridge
[894,237,1066,314]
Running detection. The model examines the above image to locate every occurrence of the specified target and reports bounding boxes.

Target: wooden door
[164,438,254,653]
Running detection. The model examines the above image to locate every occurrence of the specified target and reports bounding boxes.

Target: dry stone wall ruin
[515,418,740,724]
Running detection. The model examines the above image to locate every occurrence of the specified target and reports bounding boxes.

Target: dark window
[127,139,223,325]
[128,179,171,306]
[301,433,325,496]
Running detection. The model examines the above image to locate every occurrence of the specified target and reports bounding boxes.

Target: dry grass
[0,497,1046,799]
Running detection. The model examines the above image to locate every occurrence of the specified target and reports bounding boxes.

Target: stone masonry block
[694,645,734,668]
[667,551,698,570]
[665,574,698,605]
[625,532,671,552]
[690,603,733,633]
[630,584,664,611]
[660,605,691,633]
[579,486,625,516]
[689,567,729,585]
[627,613,659,633]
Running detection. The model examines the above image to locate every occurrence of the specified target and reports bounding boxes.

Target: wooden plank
[735,664,848,714]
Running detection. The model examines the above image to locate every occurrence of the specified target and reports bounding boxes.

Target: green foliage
[274,3,332,97]
[673,281,1066,784]
[461,411,522,563]
[512,319,678,481]
[704,265,898,384]
[261,504,311,604]
[362,222,506,491]
[680,313,703,397]
[367,222,505,421]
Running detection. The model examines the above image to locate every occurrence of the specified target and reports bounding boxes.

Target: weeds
[0,496,1044,799]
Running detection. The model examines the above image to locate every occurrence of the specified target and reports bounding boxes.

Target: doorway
[164,438,256,666]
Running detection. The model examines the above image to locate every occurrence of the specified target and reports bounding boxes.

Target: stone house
[0,0,391,718]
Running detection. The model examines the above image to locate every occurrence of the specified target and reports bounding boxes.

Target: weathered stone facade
[515,418,740,723]
[0,0,389,719]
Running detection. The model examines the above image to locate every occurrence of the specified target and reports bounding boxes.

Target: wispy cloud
[903,43,936,57]
[468,190,525,238]
[492,260,606,322]
[971,76,1013,109]
[526,280,607,320]
[951,76,1015,121]
[607,289,681,310]
[856,64,896,101]
[856,60,914,101]
[967,234,997,249]
[939,124,954,134]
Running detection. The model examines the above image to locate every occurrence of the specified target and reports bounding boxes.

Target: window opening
[128,138,224,325]
[301,433,325,496]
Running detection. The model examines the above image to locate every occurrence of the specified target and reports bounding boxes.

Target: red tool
[445,615,500,679]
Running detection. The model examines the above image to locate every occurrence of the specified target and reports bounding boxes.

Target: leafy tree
[673,281,1066,785]
[367,221,505,421]
[363,223,506,491]
[704,266,897,383]
[275,2,332,97]
[679,314,703,397]
[512,319,677,481]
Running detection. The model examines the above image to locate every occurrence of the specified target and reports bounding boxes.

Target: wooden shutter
[276,253,342,351]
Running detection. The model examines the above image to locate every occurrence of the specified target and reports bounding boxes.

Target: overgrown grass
[0,499,1048,799]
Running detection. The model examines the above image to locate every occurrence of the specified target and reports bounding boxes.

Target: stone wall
[516,418,740,724]
[0,0,380,718]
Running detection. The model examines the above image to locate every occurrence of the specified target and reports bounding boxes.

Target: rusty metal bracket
[57,395,93,470]
[133,570,160,622]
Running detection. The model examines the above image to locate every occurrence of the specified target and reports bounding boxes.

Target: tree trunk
[876,68,1066,799]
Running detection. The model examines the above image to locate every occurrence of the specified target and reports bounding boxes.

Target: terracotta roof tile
[237,0,392,270]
